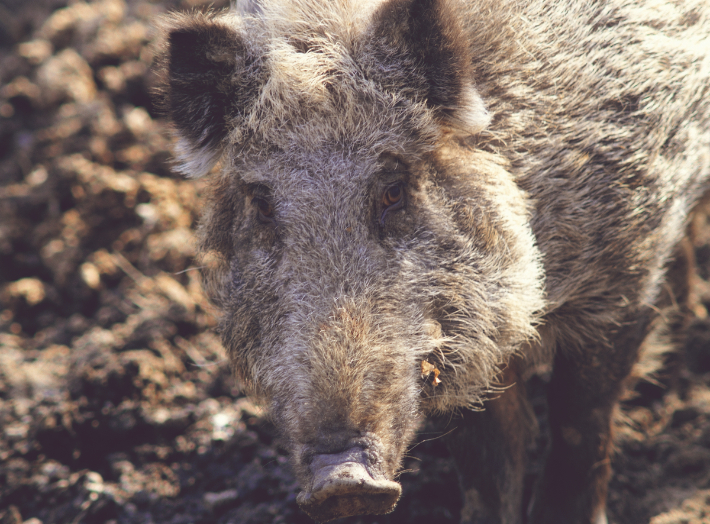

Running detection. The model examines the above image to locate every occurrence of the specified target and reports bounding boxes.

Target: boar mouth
[296,448,401,522]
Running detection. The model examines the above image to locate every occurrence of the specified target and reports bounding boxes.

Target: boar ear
[156,13,258,177]
[234,0,262,16]
[366,0,490,134]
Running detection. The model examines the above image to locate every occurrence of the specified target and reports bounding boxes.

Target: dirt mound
[1,1,710,523]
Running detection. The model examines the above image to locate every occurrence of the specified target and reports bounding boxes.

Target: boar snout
[297,447,402,522]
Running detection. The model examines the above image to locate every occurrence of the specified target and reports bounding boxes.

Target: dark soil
[1,1,710,523]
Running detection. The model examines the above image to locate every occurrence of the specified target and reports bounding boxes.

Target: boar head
[156,0,545,520]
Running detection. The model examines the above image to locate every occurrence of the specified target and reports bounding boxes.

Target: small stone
[5,278,46,306]
[81,263,101,289]
[203,489,239,513]
[17,40,53,65]
[25,166,48,186]
[124,106,152,136]
[37,49,96,105]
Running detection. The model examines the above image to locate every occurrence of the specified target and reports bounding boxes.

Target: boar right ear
[156,13,259,177]
[365,0,490,135]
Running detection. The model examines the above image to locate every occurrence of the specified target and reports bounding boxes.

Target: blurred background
[1,0,710,522]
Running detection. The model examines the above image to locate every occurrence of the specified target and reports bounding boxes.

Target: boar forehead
[236,147,403,192]
[222,5,442,156]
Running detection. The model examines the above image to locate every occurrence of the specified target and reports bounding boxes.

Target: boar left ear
[365,0,490,135]
[156,13,261,177]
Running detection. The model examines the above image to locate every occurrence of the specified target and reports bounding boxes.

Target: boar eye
[253,197,275,224]
[380,183,405,224]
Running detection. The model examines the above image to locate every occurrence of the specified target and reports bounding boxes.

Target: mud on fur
[154,0,710,522]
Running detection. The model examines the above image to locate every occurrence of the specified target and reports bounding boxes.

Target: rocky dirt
[1,1,710,523]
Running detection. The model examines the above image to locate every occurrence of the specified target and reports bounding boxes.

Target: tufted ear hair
[156,12,261,177]
[364,0,490,135]
[234,0,262,16]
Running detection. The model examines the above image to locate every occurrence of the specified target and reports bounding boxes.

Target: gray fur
[155,0,710,521]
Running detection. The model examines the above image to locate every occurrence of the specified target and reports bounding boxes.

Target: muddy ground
[1,1,710,523]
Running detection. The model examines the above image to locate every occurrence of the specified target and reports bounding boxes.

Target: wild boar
[155,0,710,522]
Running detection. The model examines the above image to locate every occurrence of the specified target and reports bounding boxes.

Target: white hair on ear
[173,137,223,178]
[447,83,491,134]
[234,0,262,16]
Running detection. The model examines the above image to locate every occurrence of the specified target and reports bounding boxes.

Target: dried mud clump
[2,1,710,523]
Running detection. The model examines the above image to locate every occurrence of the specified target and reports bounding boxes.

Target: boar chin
[296,448,401,522]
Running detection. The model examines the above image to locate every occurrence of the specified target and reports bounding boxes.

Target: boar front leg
[529,309,654,524]
[440,362,535,524]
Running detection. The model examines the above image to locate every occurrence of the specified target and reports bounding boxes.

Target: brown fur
[154,0,710,522]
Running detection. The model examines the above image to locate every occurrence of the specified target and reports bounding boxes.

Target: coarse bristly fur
[154,0,710,522]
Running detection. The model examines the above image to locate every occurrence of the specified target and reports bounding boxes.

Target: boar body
[156,0,710,522]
